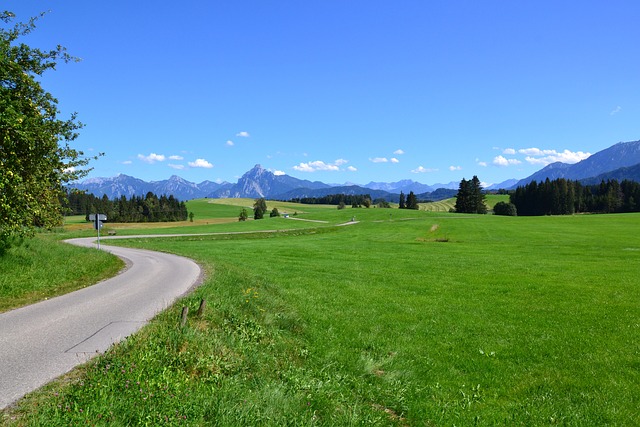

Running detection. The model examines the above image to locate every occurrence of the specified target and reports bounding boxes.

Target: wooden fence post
[197,299,206,317]
[180,306,189,327]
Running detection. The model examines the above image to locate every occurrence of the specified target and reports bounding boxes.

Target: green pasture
[5,207,639,425]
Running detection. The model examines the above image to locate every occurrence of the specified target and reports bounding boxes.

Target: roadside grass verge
[0,235,123,313]
[4,211,640,425]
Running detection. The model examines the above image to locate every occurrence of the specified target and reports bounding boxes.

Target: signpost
[89,214,107,249]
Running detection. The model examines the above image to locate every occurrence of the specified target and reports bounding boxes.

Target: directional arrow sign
[89,214,107,221]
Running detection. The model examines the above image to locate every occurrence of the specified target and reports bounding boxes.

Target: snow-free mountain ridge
[72,140,640,201]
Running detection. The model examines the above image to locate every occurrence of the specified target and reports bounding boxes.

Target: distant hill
[579,163,640,185]
[71,165,456,202]
[71,140,640,201]
[71,174,230,201]
[513,140,640,188]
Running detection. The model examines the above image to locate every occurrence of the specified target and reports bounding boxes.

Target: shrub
[493,201,517,216]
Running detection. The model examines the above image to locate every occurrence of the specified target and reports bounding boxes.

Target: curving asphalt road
[0,237,202,410]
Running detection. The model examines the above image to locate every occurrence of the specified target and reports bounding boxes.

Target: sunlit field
[3,204,639,425]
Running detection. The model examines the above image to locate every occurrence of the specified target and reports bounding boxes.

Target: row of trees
[288,194,374,207]
[239,198,280,221]
[398,191,419,210]
[454,176,487,214]
[65,191,188,222]
[510,178,640,215]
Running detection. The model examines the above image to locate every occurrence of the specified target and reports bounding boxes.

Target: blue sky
[6,1,640,186]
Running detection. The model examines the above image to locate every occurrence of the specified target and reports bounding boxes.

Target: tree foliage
[454,176,487,214]
[253,197,267,219]
[405,191,419,210]
[238,208,248,221]
[288,193,372,207]
[1,12,95,252]
[64,191,188,222]
[511,178,640,215]
[493,201,517,216]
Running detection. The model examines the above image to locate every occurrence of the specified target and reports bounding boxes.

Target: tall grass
[0,235,123,313]
[4,211,640,425]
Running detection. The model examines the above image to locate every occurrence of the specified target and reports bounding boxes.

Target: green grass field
[2,203,639,425]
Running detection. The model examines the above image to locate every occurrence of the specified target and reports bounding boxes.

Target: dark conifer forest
[63,191,188,222]
[510,178,640,215]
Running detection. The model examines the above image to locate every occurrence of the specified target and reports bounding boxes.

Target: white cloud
[347,166,357,172]
[273,170,286,176]
[610,106,622,115]
[449,165,462,171]
[370,157,388,163]
[169,164,185,170]
[519,148,591,165]
[478,161,488,167]
[394,149,405,155]
[411,166,438,173]
[226,140,234,146]
[493,155,522,166]
[335,158,348,166]
[503,148,516,155]
[138,153,166,163]
[121,160,132,165]
[293,160,340,172]
[390,158,399,163]
[188,158,213,168]
[236,131,250,137]
[169,155,184,160]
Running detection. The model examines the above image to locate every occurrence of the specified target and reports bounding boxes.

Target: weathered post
[197,299,206,317]
[180,306,189,327]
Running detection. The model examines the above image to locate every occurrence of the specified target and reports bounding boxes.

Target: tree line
[64,191,188,222]
[510,178,640,215]
[287,194,374,207]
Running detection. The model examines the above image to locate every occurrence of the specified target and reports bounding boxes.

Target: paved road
[0,237,202,409]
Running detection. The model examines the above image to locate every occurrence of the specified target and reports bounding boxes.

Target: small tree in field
[253,197,267,219]
[238,208,248,221]
[270,207,280,217]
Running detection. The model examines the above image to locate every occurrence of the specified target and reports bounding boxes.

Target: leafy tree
[337,201,346,210]
[398,191,406,209]
[189,212,194,222]
[238,208,248,221]
[493,201,517,216]
[1,12,96,252]
[253,197,267,219]
[269,207,280,217]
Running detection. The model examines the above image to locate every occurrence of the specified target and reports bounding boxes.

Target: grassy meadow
[2,200,639,425]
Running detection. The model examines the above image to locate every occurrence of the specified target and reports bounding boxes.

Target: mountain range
[71,139,640,201]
